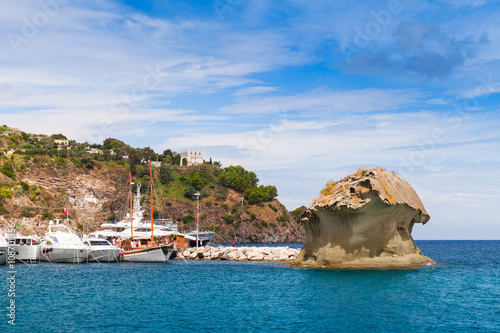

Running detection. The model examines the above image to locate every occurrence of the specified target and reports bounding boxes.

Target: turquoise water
[1,241,499,332]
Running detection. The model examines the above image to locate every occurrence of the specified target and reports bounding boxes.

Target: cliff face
[293,168,434,268]
[0,157,304,243]
[0,158,129,234]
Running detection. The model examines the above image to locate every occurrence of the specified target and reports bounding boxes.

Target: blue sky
[1,0,500,239]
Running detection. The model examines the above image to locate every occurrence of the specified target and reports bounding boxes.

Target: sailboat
[121,163,175,263]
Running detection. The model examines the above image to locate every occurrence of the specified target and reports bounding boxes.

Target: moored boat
[186,230,215,247]
[0,235,8,265]
[40,223,90,263]
[13,235,41,263]
[120,163,176,263]
[121,237,174,263]
[83,237,122,263]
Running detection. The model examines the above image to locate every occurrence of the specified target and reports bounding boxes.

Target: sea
[1,240,499,332]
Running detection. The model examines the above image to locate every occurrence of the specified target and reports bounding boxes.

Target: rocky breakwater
[176,245,300,262]
[292,168,435,268]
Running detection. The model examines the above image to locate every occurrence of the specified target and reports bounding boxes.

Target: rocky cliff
[0,155,304,243]
[292,168,434,268]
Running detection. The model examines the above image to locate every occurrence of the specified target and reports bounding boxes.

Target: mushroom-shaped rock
[292,168,435,268]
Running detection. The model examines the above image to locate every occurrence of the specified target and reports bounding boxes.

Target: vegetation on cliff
[0,125,304,243]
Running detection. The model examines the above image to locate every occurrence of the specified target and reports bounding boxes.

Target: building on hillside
[179,150,203,166]
[54,139,69,146]
[85,146,103,154]
[141,160,162,168]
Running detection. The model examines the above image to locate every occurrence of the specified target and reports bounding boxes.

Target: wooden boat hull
[122,245,172,263]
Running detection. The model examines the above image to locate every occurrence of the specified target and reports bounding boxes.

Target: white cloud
[221,88,421,115]
[235,86,278,96]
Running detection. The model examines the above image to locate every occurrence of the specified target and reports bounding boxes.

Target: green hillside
[0,125,305,243]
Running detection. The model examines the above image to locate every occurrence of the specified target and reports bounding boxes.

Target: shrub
[0,189,12,199]
[268,204,278,212]
[320,179,338,196]
[214,186,227,199]
[21,210,33,217]
[222,214,234,224]
[20,181,30,192]
[0,202,7,215]
[42,211,55,220]
[183,215,195,224]
[0,162,16,179]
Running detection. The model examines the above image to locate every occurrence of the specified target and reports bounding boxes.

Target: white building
[179,150,203,166]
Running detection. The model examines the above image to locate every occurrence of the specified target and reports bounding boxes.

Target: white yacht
[186,230,215,246]
[12,235,41,263]
[83,237,122,263]
[92,214,178,240]
[0,235,8,265]
[40,223,90,264]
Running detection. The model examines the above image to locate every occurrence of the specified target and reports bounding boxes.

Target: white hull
[40,247,90,263]
[15,244,41,262]
[88,248,122,263]
[122,246,172,263]
[0,245,7,265]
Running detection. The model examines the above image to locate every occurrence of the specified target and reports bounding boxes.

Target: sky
[1,0,500,239]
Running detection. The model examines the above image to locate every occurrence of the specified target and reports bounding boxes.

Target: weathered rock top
[311,168,429,223]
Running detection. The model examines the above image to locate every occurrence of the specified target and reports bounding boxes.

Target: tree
[218,165,258,192]
[243,185,278,204]
[159,163,175,186]
[50,133,67,140]
[191,172,203,189]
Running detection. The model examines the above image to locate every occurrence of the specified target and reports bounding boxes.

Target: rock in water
[292,168,435,268]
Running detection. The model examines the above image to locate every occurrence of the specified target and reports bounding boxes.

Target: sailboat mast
[130,171,134,240]
[150,162,154,243]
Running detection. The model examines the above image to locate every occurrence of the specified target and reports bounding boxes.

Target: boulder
[292,168,435,268]
[248,253,264,261]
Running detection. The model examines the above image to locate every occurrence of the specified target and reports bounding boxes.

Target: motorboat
[92,212,178,240]
[40,223,90,263]
[12,235,41,263]
[186,230,215,247]
[0,235,8,265]
[83,237,122,263]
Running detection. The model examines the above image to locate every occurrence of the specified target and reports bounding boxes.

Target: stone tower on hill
[180,150,203,166]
